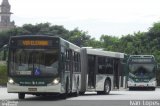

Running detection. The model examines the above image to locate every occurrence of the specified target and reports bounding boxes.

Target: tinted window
[98,57,113,74]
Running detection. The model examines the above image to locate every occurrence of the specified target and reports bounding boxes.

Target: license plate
[28,88,37,92]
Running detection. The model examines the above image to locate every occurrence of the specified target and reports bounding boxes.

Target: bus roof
[60,37,80,52]
[85,48,125,59]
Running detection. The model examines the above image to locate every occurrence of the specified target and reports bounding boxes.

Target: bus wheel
[18,93,25,99]
[97,91,103,95]
[129,87,133,91]
[79,92,85,95]
[151,87,156,91]
[103,80,111,95]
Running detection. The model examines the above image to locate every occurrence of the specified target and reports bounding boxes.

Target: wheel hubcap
[105,82,110,93]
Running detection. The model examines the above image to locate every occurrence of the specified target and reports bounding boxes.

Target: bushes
[0,64,7,85]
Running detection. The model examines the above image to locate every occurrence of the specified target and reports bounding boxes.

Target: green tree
[68,28,91,46]
[85,38,102,48]
[100,35,119,51]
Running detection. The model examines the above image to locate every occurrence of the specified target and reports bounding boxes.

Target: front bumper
[7,83,62,93]
[127,81,156,87]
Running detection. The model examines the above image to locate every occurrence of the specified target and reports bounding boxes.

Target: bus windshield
[9,49,59,77]
[128,63,155,78]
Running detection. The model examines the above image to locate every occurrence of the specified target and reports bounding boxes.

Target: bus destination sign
[131,58,152,63]
[22,40,49,46]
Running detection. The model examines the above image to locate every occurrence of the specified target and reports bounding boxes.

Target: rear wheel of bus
[151,87,156,91]
[103,80,111,95]
[18,93,25,99]
[97,80,111,95]
[79,91,85,95]
[129,87,133,91]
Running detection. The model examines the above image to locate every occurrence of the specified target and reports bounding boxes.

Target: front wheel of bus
[151,87,155,91]
[104,80,111,95]
[18,93,25,99]
[79,91,85,95]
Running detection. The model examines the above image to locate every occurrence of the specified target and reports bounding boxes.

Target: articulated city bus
[7,35,81,99]
[127,55,157,90]
[80,48,125,95]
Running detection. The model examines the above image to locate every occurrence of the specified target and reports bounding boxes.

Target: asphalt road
[0,87,160,106]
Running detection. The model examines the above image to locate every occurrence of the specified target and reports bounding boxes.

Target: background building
[0,0,15,31]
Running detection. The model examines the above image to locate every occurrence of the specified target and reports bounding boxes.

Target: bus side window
[98,57,113,74]
[69,49,73,72]
[74,52,80,72]
[61,53,65,70]
[73,52,76,72]
[98,57,106,74]
[78,53,81,72]
[106,58,113,74]
[65,49,70,71]
[61,53,65,62]
[65,50,68,71]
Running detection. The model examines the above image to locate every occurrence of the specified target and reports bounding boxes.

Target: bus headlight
[8,78,14,84]
[149,78,156,82]
[53,78,60,84]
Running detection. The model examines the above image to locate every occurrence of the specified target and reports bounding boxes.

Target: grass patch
[0,64,7,85]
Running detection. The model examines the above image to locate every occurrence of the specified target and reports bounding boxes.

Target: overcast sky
[6,0,160,39]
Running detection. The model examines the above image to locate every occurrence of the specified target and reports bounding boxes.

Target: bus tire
[97,80,111,95]
[18,93,25,99]
[151,87,155,91]
[79,92,85,95]
[97,91,103,95]
[129,87,133,91]
[103,80,111,95]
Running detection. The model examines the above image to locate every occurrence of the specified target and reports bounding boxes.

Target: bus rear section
[80,48,125,95]
[7,35,71,99]
[127,55,157,90]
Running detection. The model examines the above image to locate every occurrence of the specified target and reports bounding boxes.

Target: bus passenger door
[113,59,119,89]
[88,55,96,89]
